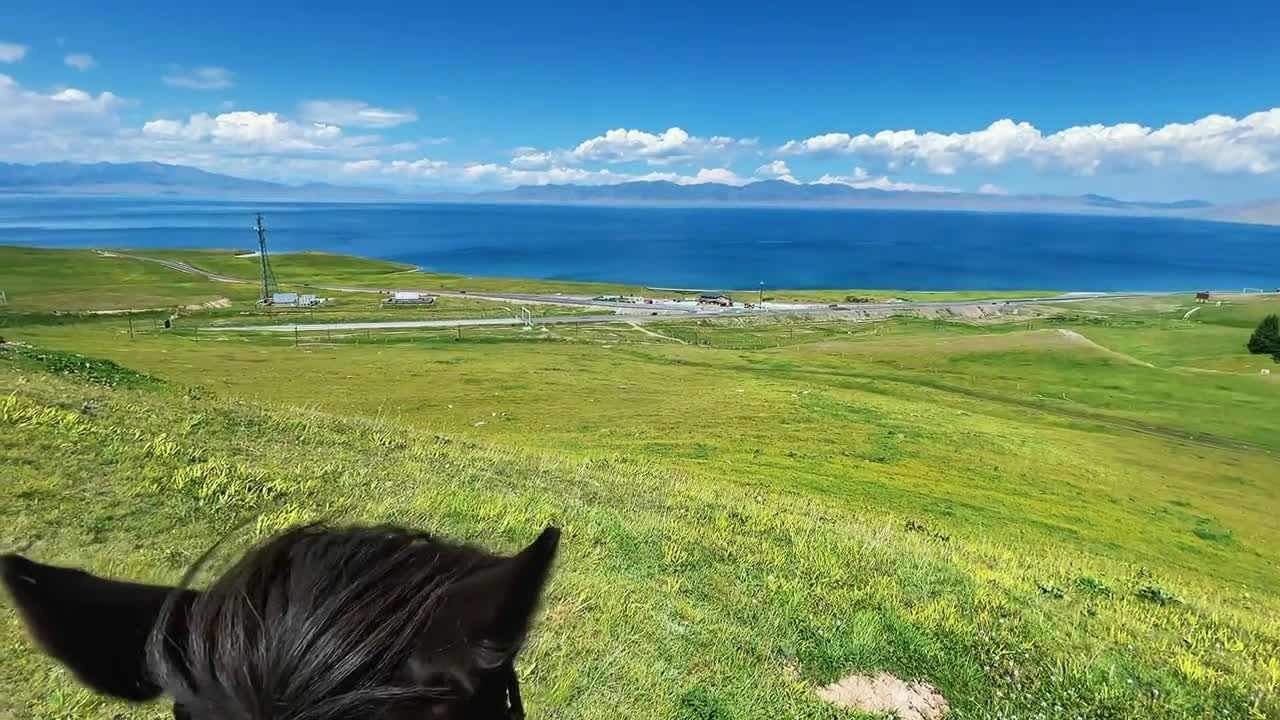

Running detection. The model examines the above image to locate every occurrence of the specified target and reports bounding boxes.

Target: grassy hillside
[0,247,598,325]
[2,247,1279,719]
[4,355,1279,720]
[0,247,259,312]
[142,248,418,287]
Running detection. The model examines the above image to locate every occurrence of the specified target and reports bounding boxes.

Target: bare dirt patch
[817,672,949,720]
[186,297,233,310]
[804,328,1118,358]
[1052,329,1154,367]
[80,297,232,315]
[627,321,689,344]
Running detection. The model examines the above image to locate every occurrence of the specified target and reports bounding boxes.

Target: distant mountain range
[0,161,395,200]
[1201,198,1280,226]
[453,180,1215,216]
[1,161,1275,225]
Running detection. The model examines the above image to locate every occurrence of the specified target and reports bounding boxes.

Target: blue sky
[2,0,1279,201]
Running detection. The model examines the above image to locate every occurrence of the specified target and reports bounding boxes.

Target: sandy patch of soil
[816,672,949,720]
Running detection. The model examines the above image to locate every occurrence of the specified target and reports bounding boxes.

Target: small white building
[266,292,322,307]
[384,291,436,305]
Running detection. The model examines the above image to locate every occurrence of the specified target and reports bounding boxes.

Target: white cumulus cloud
[978,183,1009,195]
[461,163,631,185]
[340,158,754,188]
[343,158,449,177]
[566,127,756,166]
[779,109,1280,177]
[0,73,121,127]
[298,99,417,129]
[0,42,28,63]
[754,159,799,183]
[510,148,557,170]
[141,111,364,155]
[0,74,124,162]
[573,127,691,163]
[529,165,747,187]
[684,167,749,185]
[505,127,757,175]
[162,65,235,90]
[813,166,957,193]
[64,53,96,71]
[341,159,384,174]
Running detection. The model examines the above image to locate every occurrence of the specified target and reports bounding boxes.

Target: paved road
[105,250,1205,334]
[316,285,699,314]
[212,314,632,332]
[205,293,1166,333]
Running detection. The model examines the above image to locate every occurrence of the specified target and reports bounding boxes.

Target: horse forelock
[149,525,506,720]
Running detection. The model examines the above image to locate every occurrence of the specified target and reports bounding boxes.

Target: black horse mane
[4,523,560,720]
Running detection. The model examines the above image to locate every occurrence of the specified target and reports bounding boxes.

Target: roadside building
[384,291,437,305]
[698,292,733,307]
[265,292,322,307]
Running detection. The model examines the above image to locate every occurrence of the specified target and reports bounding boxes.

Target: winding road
[100,250,1192,333]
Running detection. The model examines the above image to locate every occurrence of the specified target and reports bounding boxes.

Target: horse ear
[431,526,561,671]
[1,554,194,701]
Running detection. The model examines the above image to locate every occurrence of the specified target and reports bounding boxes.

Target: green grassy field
[44,245,1053,303]
[141,248,421,287]
[2,247,1279,719]
[0,247,600,327]
[0,247,262,312]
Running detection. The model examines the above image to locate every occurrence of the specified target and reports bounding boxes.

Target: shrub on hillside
[1136,583,1179,606]
[2,345,162,389]
[1246,314,1280,356]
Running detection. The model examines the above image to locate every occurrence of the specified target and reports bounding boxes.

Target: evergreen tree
[1247,314,1280,355]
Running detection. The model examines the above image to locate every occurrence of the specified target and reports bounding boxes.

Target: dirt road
[105,250,1197,332]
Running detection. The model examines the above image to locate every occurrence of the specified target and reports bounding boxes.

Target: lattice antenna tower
[255,213,279,302]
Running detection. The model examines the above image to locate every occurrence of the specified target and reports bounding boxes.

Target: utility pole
[255,214,278,303]
[128,315,134,339]
[759,281,764,310]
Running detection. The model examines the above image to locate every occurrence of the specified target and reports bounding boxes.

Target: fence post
[295,326,299,347]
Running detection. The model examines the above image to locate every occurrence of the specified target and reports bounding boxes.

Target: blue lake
[1,196,1277,291]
